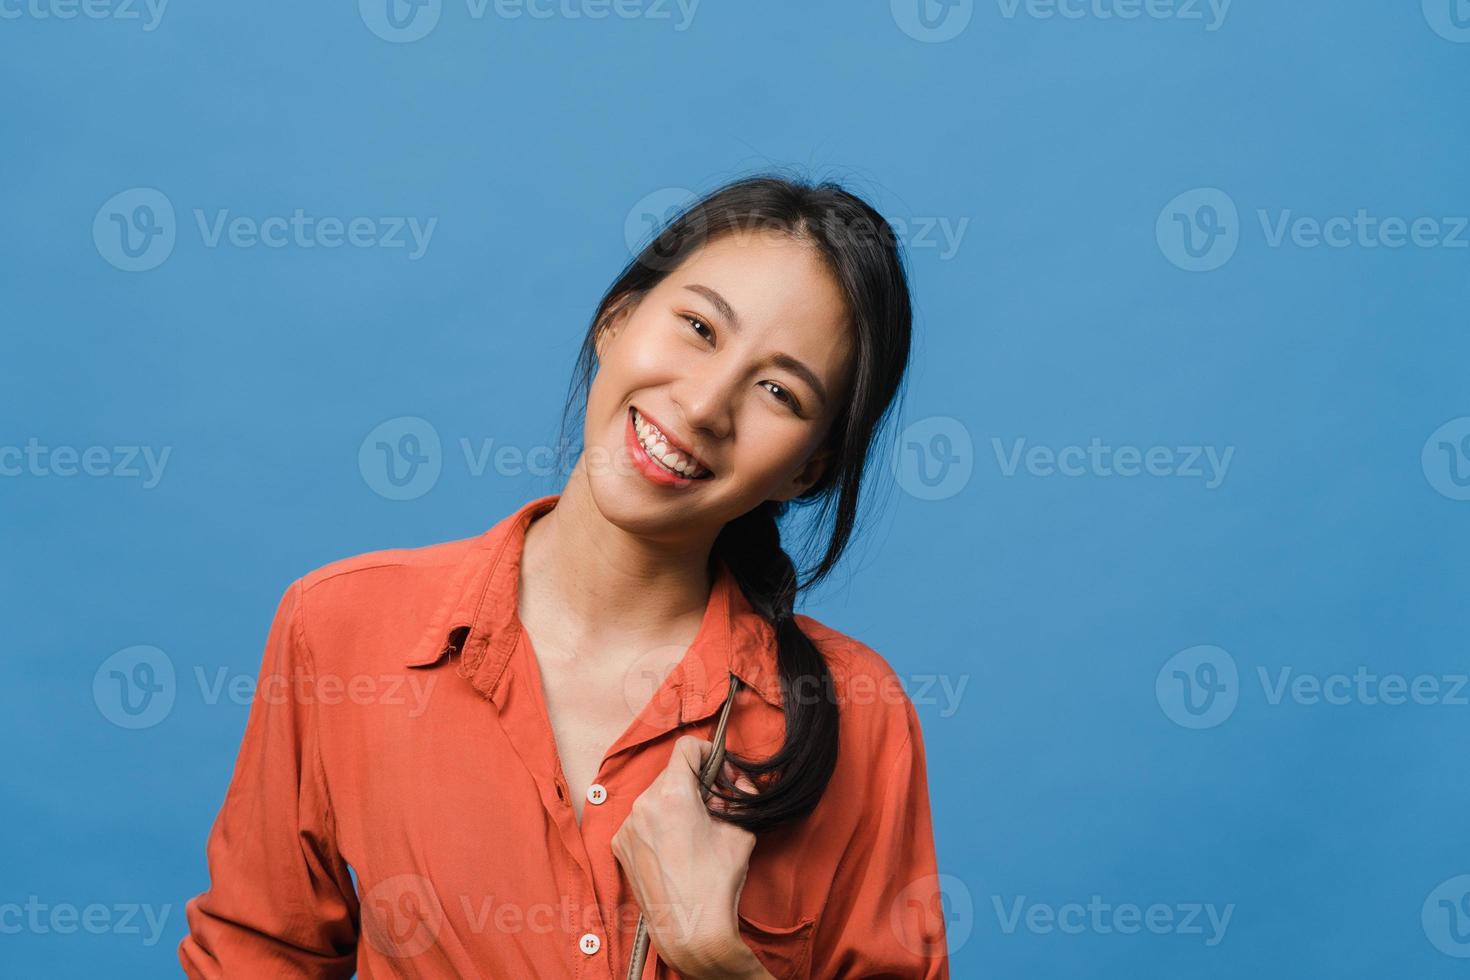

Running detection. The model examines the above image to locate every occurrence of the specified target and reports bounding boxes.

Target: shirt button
[579,932,601,955]
[586,783,607,806]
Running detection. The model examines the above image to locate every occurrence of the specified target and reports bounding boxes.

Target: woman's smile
[625,405,715,487]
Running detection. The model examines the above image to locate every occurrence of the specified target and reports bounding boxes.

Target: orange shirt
[178,493,950,979]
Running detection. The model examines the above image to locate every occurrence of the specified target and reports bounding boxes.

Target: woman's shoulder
[292,496,548,612]
[275,529,493,670]
[791,612,926,751]
[792,612,898,677]
[296,532,480,599]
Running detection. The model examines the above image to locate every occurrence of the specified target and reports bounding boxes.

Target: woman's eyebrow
[682,283,829,410]
[770,353,829,411]
[684,283,741,330]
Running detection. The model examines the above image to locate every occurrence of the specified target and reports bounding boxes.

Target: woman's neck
[517,466,719,660]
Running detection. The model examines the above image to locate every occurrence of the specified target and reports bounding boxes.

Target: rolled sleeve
[812,695,951,978]
[178,578,360,979]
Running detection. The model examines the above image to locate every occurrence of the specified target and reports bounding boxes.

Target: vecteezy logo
[1155,644,1238,729]
[1422,417,1470,501]
[620,640,702,731]
[93,645,176,729]
[624,187,698,271]
[891,0,973,42]
[359,416,442,500]
[359,0,441,42]
[890,873,972,957]
[892,415,973,501]
[1156,188,1240,272]
[361,873,444,959]
[1423,875,1470,957]
[1423,0,1470,43]
[93,188,176,272]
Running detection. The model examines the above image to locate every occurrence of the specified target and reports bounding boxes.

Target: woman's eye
[682,314,713,340]
[761,381,801,414]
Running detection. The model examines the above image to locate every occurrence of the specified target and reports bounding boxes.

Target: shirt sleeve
[178,578,360,979]
[809,695,952,979]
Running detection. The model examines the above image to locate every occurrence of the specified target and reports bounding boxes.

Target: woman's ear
[594,318,619,360]
[594,296,637,360]
[771,447,833,502]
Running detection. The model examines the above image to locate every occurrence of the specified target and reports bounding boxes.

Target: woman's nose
[670,367,737,441]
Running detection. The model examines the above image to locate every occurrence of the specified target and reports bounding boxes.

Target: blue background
[4,1,1469,976]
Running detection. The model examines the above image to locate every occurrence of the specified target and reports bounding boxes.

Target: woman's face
[580,229,855,543]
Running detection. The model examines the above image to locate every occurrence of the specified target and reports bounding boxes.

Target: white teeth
[632,409,708,478]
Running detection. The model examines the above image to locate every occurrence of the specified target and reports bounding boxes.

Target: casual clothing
[178,492,950,979]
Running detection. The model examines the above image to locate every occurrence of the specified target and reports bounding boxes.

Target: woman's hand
[610,735,774,980]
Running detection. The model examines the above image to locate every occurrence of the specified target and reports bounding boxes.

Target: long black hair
[556,171,914,833]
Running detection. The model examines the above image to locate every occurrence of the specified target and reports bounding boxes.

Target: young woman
[178,174,950,979]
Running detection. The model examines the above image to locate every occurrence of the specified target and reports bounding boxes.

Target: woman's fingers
[669,735,713,777]
[663,737,765,815]
[719,760,758,794]
[707,761,760,814]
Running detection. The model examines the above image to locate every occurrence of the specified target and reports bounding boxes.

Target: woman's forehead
[666,234,851,336]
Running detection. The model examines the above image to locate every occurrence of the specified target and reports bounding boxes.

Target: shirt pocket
[736,909,816,980]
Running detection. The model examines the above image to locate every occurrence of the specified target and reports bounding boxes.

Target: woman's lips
[630,405,712,472]
[625,407,710,487]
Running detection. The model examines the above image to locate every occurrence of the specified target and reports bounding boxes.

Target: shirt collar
[404,493,784,714]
